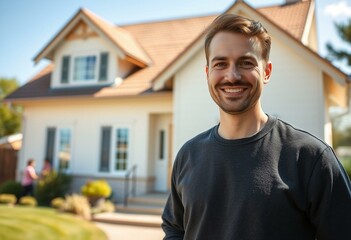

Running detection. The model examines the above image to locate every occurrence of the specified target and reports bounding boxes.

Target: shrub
[0,194,17,205]
[60,194,91,220]
[92,199,115,215]
[35,171,72,206]
[19,196,37,206]
[81,179,112,198]
[0,181,23,200]
[51,197,65,209]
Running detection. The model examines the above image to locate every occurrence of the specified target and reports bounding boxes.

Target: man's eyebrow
[238,55,256,60]
[210,56,227,63]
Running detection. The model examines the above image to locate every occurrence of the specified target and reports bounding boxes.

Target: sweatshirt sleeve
[161,156,185,239]
[307,147,351,240]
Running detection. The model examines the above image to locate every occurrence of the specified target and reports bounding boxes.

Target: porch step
[93,193,168,227]
[93,212,162,228]
[116,192,168,216]
[116,203,164,215]
[128,192,168,206]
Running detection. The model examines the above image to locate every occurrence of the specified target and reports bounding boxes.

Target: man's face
[206,31,272,115]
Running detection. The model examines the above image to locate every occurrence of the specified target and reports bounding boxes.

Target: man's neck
[218,108,268,140]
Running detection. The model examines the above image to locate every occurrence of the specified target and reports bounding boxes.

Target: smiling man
[161,14,351,240]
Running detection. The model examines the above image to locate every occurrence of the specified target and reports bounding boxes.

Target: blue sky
[0,0,350,85]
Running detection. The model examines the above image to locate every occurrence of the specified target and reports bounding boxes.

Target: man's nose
[225,67,241,82]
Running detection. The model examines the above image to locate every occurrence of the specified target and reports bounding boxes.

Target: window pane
[73,55,96,81]
[58,128,71,171]
[115,128,129,171]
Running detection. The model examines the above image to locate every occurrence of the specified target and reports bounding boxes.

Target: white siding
[173,50,218,154]
[18,96,172,180]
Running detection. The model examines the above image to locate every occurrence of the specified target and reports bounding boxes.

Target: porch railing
[123,164,137,207]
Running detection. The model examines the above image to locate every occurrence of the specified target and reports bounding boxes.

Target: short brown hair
[205,14,271,65]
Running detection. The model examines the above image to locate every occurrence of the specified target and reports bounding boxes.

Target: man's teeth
[224,88,243,93]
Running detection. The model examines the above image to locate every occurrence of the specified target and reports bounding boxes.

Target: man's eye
[238,61,254,69]
[213,62,227,68]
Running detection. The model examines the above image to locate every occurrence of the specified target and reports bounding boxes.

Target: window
[44,127,72,172]
[58,128,72,171]
[115,128,129,171]
[60,52,109,85]
[99,126,130,173]
[73,55,96,81]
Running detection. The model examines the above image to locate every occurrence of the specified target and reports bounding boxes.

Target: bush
[0,181,23,200]
[35,171,72,206]
[0,194,17,205]
[91,199,115,215]
[51,197,65,209]
[81,180,112,198]
[19,196,37,206]
[60,194,91,220]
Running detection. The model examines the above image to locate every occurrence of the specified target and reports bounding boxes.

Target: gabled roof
[258,0,311,40]
[152,0,347,90]
[6,0,347,102]
[33,8,151,67]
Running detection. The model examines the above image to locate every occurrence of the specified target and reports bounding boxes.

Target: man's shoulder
[176,127,215,156]
[274,117,329,149]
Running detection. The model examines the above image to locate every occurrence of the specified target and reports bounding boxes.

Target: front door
[154,114,172,192]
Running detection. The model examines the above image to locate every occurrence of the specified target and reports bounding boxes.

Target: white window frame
[69,51,100,85]
[110,125,132,175]
[54,126,74,173]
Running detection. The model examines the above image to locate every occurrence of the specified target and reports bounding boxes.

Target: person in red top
[21,159,39,196]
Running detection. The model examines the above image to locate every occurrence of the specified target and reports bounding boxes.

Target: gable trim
[33,9,151,67]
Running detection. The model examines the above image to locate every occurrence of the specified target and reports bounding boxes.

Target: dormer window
[60,52,109,85]
[73,55,96,81]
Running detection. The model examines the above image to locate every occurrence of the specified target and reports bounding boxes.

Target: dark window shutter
[100,126,111,172]
[45,127,56,166]
[159,130,165,159]
[99,53,108,81]
[61,56,70,83]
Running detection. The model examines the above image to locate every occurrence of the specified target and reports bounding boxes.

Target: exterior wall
[51,36,118,88]
[173,36,327,155]
[262,35,325,139]
[17,94,172,197]
[173,50,218,155]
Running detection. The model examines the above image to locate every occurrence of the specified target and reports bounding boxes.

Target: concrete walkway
[94,222,165,240]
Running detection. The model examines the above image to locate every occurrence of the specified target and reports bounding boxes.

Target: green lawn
[0,205,108,240]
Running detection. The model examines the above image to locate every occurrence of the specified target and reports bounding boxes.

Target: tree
[326,18,351,68]
[0,78,21,137]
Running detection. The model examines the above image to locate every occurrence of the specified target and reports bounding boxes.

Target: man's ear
[263,61,272,84]
[205,65,209,81]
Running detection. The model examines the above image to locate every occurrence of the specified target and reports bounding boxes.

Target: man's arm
[162,160,185,239]
[307,147,351,240]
